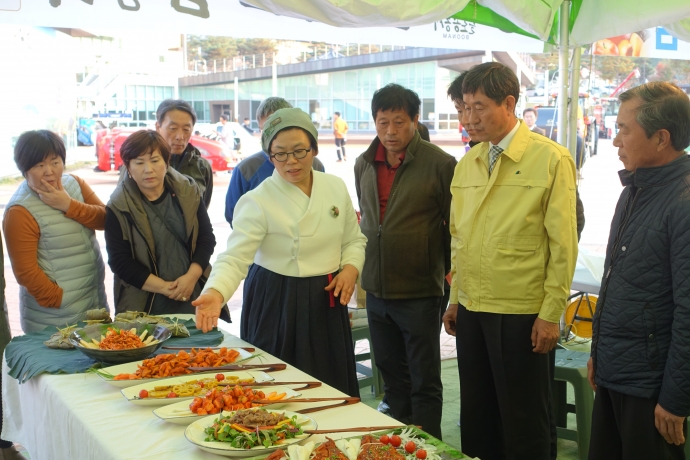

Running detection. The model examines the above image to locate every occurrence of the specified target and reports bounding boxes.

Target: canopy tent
[240,0,690,153]
[241,0,690,44]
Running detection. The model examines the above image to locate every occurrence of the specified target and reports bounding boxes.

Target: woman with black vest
[3,130,108,333]
[105,130,229,320]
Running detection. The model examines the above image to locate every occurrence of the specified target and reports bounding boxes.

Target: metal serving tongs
[302,426,405,434]
[187,363,287,373]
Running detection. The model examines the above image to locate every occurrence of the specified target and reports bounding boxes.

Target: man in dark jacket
[354,84,456,439]
[588,81,690,459]
[156,99,214,208]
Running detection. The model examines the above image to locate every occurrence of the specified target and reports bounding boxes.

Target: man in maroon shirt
[354,84,456,439]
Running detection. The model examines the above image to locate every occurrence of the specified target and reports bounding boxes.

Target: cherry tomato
[138,389,148,399]
[198,382,205,388]
[379,435,390,445]
[215,374,225,382]
[416,450,427,459]
[166,391,177,398]
[405,441,416,453]
[390,435,402,447]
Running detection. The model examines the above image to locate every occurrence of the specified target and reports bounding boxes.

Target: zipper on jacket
[377,225,383,293]
[592,187,642,372]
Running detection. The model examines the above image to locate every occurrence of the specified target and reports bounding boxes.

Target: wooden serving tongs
[253,396,361,414]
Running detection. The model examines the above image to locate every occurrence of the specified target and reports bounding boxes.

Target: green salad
[204,413,304,449]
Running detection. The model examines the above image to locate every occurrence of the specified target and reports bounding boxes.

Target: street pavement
[1,136,621,361]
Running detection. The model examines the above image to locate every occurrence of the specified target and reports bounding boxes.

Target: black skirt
[241,264,360,397]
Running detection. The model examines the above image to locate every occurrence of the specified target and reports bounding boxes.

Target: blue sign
[656,27,678,51]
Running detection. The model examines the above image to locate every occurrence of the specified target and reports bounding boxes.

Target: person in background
[523,107,546,136]
[106,130,228,320]
[224,97,325,226]
[3,130,108,333]
[355,84,456,439]
[333,111,349,162]
[241,117,254,135]
[156,99,214,208]
[120,101,214,207]
[0,230,28,460]
[194,108,366,397]
[588,82,690,459]
[443,63,578,460]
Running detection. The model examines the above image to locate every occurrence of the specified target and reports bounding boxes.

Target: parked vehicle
[94,127,234,173]
[534,106,596,168]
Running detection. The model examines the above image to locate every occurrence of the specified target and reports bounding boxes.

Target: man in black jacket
[354,84,456,439]
[588,81,690,459]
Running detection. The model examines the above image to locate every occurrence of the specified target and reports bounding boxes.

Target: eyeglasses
[270,148,311,162]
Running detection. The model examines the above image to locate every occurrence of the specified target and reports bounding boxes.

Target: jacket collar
[467,119,530,165]
[362,131,420,165]
[109,166,201,250]
[618,154,690,188]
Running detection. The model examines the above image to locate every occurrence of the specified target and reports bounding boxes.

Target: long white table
[2,320,402,459]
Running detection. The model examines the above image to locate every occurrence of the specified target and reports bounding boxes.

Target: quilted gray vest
[5,174,108,333]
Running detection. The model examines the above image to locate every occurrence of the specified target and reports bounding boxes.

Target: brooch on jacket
[331,206,339,217]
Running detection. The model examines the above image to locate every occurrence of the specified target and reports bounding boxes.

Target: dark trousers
[367,293,444,439]
[456,306,552,460]
[589,386,686,460]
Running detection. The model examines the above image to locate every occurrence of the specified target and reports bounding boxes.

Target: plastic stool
[553,349,594,460]
[351,326,384,397]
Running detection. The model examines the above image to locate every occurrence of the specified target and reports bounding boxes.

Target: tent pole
[557,0,570,148]
[568,47,582,167]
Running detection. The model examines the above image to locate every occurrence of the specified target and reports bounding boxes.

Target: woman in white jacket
[194,108,366,396]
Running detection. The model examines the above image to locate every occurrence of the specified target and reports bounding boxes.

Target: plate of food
[184,408,317,457]
[245,426,464,460]
[154,385,300,425]
[121,371,276,406]
[95,347,254,388]
[69,322,171,364]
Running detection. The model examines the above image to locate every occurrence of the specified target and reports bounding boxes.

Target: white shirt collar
[490,119,520,151]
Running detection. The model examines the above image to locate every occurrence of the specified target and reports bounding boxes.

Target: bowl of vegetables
[69,322,171,364]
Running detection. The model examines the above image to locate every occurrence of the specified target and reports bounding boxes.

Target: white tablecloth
[2,321,401,460]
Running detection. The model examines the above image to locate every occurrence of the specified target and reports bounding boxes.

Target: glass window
[146,86,155,99]
[422,99,435,121]
[215,88,225,100]
[164,87,173,98]
[136,85,146,98]
[155,86,164,99]
[294,100,309,112]
[285,85,295,99]
[333,100,344,117]
[345,100,357,121]
[193,87,204,100]
[180,88,193,100]
[193,101,205,120]
[205,88,215,99]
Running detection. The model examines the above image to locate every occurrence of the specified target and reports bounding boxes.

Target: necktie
[489,145,503,175]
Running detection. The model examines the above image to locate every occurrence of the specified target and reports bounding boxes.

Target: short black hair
[334,111,341,116]
[220,114,228,121]
[14,130,66,175]
[447,71,467,102]
[121,130,171,168]
[371,83,420,121]
[244,117,250,121]
[462,62,520,107]
[156,99,197,125]
[523,107,537,117]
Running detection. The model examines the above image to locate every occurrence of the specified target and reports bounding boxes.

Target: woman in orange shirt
[3,130,108,333]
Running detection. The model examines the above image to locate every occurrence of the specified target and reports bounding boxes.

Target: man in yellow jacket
[442,62,578,460]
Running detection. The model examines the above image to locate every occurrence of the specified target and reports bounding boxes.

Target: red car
[95,128,234,173]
